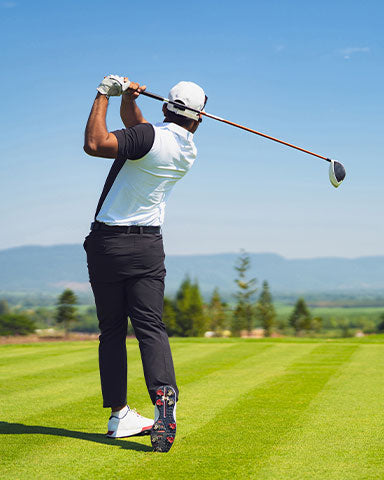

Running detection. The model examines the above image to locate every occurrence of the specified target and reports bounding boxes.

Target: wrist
[122,93,136,103]
[96,92,109,101]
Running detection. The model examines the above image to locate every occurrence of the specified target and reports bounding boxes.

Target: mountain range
[1,245,384,298]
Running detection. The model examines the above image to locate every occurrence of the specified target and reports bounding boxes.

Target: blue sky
[1,0,382,258]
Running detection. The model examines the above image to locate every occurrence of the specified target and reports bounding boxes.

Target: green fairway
[1,338,384,479]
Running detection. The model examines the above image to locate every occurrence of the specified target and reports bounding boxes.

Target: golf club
[140,89,346,188]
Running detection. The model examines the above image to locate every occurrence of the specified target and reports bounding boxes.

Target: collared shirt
[94,122,197,226]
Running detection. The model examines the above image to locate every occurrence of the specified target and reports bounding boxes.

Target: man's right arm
[120,80,148,128]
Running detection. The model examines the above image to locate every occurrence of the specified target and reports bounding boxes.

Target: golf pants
[83,229,179,407]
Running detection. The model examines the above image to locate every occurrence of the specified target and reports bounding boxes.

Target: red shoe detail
[167,436,174,443]
[156,399,163,406]
[156,389,164,396]
[107,431,114,435]
[141,425,152,432]
[169,423,176,430]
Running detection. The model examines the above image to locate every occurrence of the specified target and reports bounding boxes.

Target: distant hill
[1,245,384,299]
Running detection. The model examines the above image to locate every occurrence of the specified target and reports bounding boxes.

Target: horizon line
[0,243,383,261]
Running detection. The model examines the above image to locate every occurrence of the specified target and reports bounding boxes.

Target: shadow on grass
[0,421,152,452]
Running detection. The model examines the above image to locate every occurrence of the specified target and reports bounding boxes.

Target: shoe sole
[106,425,152,438]
[151,385,177,453]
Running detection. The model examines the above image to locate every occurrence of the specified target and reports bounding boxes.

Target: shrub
[0,314,36,336]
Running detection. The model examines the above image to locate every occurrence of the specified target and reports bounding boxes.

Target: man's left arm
[84,93,118,158]
[84,76,149,159]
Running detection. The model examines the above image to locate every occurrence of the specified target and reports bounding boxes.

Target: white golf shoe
[106,407,153,438]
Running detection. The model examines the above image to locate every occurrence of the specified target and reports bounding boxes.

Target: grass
[1,338,384,479]
[274,304,384,325]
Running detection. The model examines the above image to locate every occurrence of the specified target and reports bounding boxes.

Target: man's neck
[163,118,196,133]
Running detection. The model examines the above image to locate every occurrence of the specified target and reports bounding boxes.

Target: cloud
[1,1,17,7]
[339,47,370,60]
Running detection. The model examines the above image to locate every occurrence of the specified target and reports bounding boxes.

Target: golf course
[1,337,383,479]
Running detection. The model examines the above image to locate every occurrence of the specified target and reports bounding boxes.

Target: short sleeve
[111,123,155,161]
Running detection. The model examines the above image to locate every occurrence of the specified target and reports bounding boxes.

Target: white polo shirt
[95,122,197,226]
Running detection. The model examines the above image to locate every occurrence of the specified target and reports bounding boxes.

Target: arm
[120,80,148,128]
[83,93,118,158]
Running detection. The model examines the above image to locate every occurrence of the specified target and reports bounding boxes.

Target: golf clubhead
[329,160,346,188]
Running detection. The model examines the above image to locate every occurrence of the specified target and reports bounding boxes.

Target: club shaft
[140,90,331,163]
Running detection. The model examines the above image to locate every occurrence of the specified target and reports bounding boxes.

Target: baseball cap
[167,81,206,121]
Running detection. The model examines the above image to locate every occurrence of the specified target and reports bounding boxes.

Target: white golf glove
[97,75,131,97]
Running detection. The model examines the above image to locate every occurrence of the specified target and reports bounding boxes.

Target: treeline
[3,251,384,338]
[0,299,36,336]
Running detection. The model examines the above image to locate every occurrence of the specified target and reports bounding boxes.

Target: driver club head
[329,160,346,188]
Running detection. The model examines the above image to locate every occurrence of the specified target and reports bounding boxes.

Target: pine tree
[163,296,177,336]
[174,277,207,337]
[0,299,10,316]
[208,288,226,334]
[231,250,257,336]
[289,298,312,335]
[256,281,276,337]
[189,282,208,336]
[175,276,193,337]
[56,289,78,336]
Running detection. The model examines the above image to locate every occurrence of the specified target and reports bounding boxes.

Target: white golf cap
[167,81,206,121]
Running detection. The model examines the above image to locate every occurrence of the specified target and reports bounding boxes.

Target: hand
[122,79,147,100]
[97,75,131,97]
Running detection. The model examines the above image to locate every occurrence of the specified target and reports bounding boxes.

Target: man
[83,75,206,453]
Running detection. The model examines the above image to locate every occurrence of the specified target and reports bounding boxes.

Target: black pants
[83,229,178,407]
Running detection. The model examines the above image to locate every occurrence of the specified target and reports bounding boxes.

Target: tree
[56,289,78,336]
[0,299,10,316]
[289,298,312,335]
[175,276,193,336]
[311,316,323,333]
[189,282,208,336]
[256,281,276,337]
[0,313,36,336]
[174,277,207,337]
[163,297,177,336]
[71,306,99,333]
[208,288,227,334]
[231,250,257,336]
[339,319,352,338]
[377,313,384,333]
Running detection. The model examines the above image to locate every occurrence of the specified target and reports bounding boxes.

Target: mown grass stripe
[0,344,97,374]
[100,343,317,479]
[176,342,272,388]
[0,338,189,366]
[126,344,357,479]
[2,341,372,480]
[0,340,143,395]
[0,341,238,420]
[0,338,203,391]
[0,341,95,358]
[255,344,384,480]
[0,342,304,476]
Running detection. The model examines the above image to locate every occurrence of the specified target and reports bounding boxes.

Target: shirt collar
[156,122,194,142]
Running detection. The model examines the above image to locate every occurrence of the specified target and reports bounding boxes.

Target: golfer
[83,75,206,452]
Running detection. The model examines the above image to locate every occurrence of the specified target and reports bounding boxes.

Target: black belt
[91,221,161,234]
